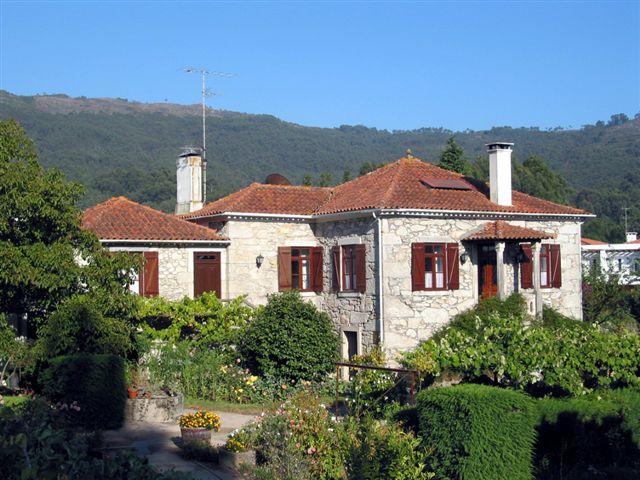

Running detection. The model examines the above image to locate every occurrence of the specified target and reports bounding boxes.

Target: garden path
[103,410,255,480]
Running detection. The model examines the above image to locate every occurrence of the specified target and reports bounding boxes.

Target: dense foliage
[0,398,190,480]
[0,119,138,329]
[2,92,637,241]
[417,384,537,480]
[39,354,126,430]
[582,269,640,332]
[403,295,640,396]
[438,137,470,174]
[240,291,339,382]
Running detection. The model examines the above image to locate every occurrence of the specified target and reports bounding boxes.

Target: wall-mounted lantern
[256,254,264,269]
[460,252,469,264]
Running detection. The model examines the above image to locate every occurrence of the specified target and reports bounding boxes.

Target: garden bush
[417,384,537,480]
[35,294,133,360]
[240,291,339,382]
[39,354,126,430]
[535,389,640,478]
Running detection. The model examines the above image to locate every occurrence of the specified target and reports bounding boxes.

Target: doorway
[478,244,498,299]
[194,252,221,298]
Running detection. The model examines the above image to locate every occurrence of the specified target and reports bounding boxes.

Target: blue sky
[1,1,638,131]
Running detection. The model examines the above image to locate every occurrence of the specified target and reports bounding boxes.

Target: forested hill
[1,90,638,241]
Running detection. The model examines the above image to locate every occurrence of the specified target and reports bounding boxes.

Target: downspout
[372,211,384,346]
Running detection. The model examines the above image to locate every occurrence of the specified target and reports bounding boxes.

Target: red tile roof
[184,156,591,219]
[582,237,607,245]
[462,221,555,241]
[83,196,226,241]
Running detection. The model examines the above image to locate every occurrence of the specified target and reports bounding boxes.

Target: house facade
[84,144,592,359]
[581,234,640,285]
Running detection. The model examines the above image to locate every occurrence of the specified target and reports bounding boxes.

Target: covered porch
[462,221,555,317]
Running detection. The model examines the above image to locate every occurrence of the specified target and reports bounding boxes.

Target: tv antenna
[182,67,232,202]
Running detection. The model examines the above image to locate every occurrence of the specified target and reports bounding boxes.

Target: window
[332,244,366,293]
[520,243,561,289]
[291,248,312,291]
[278,246,323,293]
[411,243,459,292]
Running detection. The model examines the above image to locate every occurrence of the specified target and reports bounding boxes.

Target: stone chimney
[175,148,204,214]
[627,232,638,243]
[486,142,514,206]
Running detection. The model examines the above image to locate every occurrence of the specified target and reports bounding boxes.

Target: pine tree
[439,137,471,175]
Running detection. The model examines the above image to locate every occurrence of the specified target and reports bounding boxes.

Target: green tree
[302,174,313,186]
[342,169,352,183]
[0,120,137,328]
[317,172,332,187]
[513,155,572,205]
[438,137,471,175]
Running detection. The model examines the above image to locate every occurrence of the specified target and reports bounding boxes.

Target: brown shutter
[446,243,460,290]
[411,243,425,291]
[142,251,159,297]
[550,244,562,288]
[331,246,341,292]
[312,247,324,294]
[520,243,533,289]
[277,247,292,291]
[355,244,367,293]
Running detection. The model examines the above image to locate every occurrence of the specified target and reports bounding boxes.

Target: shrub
[35,295,133,360]
[536,389,640,478]
[240,291,339,382]
[417,384,537,480]
[39,354,126,430]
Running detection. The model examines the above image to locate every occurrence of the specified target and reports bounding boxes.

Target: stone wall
[380,217,584,358]
[314,218,379,352]
[225,219,319,306]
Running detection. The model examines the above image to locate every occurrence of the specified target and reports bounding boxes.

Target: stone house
[84,143,593,359]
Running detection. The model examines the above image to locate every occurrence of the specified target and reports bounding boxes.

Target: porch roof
[462,221,555,242]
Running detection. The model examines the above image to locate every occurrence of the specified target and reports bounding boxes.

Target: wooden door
[194,252,221,298]
[478,245,498,299]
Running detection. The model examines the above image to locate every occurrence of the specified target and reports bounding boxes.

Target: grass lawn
[2,395,30,408]
[185,397,274,415]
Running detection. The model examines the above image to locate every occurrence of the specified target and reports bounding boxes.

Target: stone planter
[218,447,256,470]
[181,427,212,444]
[124,393,183,423]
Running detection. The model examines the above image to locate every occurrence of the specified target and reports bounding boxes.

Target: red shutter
[355,244,367,293]
[142,251,159,297]
[312,247,324,293]
[446,243,459,290]
[520,243,533,289]
[411,243,425,291]
[331,246,340,292]
[550,244,562,288]
[277,247,292,291]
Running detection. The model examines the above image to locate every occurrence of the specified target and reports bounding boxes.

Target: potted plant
[179,411,221,444]
[219,427,256,470]
[125,364,141,399]
[127,386,139,399]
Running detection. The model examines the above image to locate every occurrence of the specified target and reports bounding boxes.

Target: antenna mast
[182,67,232,203]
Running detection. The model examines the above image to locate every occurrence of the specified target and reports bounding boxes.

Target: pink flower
[307,447,316,455]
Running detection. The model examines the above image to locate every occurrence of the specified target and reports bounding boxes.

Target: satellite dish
[265,173,291,185]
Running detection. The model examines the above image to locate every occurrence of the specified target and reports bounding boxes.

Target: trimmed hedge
[417,384,537,480]
[40,354,126,430]
[536,389,640,479]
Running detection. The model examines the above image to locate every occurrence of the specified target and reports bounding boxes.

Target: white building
[581,233,640,285]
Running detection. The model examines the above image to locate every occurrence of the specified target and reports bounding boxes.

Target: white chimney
[487,142,514,206]
[627,232,638,243]
[175,148,204,214]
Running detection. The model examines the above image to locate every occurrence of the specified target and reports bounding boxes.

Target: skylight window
[420,176,473,190]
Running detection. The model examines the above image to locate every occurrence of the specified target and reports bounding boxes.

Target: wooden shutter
[355,244,367,293]
[142,251,159,297]
[312,247,324,293]
[446,243,460,290]
[277,247,292,291]
[331,246,340,292]
[520,243,533,289]
[550,244,562,288]
[411,243,425,291]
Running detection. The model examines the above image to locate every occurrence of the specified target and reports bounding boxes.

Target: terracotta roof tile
[582,237,608,245]
[462,221,555,241]
[184,156,592,219]
[83,196,226,241]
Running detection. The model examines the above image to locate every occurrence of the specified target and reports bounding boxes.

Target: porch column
[531,241,543,318]
[495,241,507,299]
